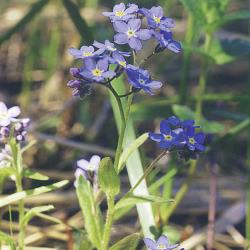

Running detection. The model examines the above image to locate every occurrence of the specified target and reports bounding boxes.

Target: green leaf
[115,195,174,211]
[0,180,68,208]
[0,0,50,45]
[109,77,156,237]
[76,176,103,249]
[21,205,54,226]
[23,168,49,180]
[98,157,120,196]
[201,120,225,133]
[118,133,149,173]
[110,233,141,250]
[172,105,195,120]
[61,0,93,43]
[21,140,37,153]
[0,231,16,250]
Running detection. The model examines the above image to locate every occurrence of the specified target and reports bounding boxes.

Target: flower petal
[114,33,129,44]
[149,132,164,142]
[128,37,142,51]
[84,58,96,70]
[160,120,171,135]
[0,102,7,113]
[113,21,128,33]
[113,3,125,12]
[128,18,141,31]
[147,80,162,89]
[136,29,152,40]
[77,159,89,170]
[150,6,164,18]
[156,235,169,247]
[143,238,157,250]
[8,106,21,118]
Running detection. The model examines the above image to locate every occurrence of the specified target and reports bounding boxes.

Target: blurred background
[0,0,249,249]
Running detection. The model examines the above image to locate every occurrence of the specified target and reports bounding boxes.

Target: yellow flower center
[119,61,126,67]
[92,68,103,77]
[83,52,93,57]
[157,244,166,250]
[189,138,195,144]
[115,11,125,17]
[107,46,116,51]
[165,135,172,141]
[127,29,136,37]
[153,16,161,24]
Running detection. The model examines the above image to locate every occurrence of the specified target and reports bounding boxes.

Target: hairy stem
[101,195,115,250]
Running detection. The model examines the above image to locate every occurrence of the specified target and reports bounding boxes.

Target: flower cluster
[149,116,206,160]
[144,235,180,250]
[0,144,12,169]
[0,102,30,143]
[67,3,181,97]
[74,155,101,191]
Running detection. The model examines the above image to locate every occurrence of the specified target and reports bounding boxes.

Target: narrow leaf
[110,233,141,250]
[0,231,16,250]
[118,133,149,173]
[115,195,174,210]
[22,205,54,226]
[61,0,93,43]
[0,180,68,208]
[23,168,49,180]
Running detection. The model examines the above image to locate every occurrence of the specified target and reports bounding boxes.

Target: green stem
[179,15,195,104]
[122,150,167,200]
[10,141,25,250]
[101,195,115,250]
[113,90,134,172]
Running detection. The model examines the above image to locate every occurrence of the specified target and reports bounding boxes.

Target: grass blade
[61,0,93,43]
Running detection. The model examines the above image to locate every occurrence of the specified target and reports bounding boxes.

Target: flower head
[74,155,101,187]
[103,3,138,22]
[113,19,152,51]
[140,6,175,32]
[68,46,96,59]
[0,102,20,127]
[149,116,206,160]
[80,58,116,82]
[154,31,181,53]
[144,235,179,250]
[126,65,162,94]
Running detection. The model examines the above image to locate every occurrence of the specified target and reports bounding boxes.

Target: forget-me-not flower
[113,19,152,51]
[68,46,96,59]
[103,3,138,22]
[0,102,20,127]
[126,65,162,94]
[144,235,179,250]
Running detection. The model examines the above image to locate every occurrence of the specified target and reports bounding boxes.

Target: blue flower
[140,6,175,31]
[184,126,206,152]
[113,19,152,51]
[149,120,184,150]
[144,235,179,250]
[154,31,181,53]
[80,58,116,82]
[68,46,96,59]
[103,3,138,22]
[74,155,101,187]
[125,65,162,95]
[149,116,206,159]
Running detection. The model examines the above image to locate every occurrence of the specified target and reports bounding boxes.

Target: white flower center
[157,244,166,250]
[153,16,161,24]
[127,29,136,38]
